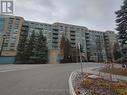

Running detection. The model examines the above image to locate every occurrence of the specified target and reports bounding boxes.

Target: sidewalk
[82,66,127,81]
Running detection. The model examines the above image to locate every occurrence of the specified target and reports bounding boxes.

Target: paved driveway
[0,63,100,95]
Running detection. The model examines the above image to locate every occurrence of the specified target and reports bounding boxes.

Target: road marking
[0,67,37,73]
[0,68,29,72]
[0,69,18,72]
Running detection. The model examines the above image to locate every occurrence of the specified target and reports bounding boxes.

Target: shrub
[114,89,127,95]
[83,78,94,88]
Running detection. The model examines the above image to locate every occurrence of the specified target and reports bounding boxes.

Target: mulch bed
[82,77,127,95]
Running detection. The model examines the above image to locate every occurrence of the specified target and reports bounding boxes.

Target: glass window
[10,43,15,47]
[3,43,8,47]
[3,47,9,50]
[78,32,80,37]
[11,38,16,42]
[6,33,10,36]
[14,29,18,34]
[0,16,5,32]
[4,39,9,42]
[13,34,17,37]
[0,32,2,36]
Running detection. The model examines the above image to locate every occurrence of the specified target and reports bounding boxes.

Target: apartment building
[52,22,88,61]
[86,30,107,62]
[19,22,118,63]
[0,15,24,56]
[104,31,118,62]
[24,21,52,49]
[0,15,118,63]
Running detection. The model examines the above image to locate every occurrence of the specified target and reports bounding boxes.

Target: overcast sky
[15,0,123,31]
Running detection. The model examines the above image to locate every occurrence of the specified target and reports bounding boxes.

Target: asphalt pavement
[0,63,100,95]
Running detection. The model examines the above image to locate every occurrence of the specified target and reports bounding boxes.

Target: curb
[68,68,99,95]
[68,67,127,95]
[68,71,78,95]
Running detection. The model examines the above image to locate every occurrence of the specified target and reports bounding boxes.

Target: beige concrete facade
[0,15,24,56]
[1,50,17,56]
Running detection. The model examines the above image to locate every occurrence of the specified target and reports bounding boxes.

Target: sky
[15,0,123,31]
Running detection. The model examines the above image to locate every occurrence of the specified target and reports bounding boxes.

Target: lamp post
[0,34,6,56]
[78,43,83,75]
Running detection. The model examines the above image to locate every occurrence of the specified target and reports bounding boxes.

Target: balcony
[71,41,75,44]
[52,36,58,39]
[53,33,58,35]
[52,40,58,43]
[70,37,75,40]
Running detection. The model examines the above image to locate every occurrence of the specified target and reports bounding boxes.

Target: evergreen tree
[16,32,27,63]
[60,35,66,60]
[115,0,127,64]
[34,31,48,64]
[60,35,71,63]
[113,43,122,61]
[16,31,36,63]
[115,0,127,45]
[16,30,48,64]
[64,38,71,61]
[60,35,66,51]
[24,31,36,63]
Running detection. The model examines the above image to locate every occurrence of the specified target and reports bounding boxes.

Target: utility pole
[0,34,6,56]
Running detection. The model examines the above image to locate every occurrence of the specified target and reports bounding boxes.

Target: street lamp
[0,34,6,56]
[78,43,83,75]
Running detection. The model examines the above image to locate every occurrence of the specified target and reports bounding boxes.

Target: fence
[0,56,15,64]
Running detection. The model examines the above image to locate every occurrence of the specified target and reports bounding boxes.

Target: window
[6,33,10,36]
[78,32,80,37]
[11,38,16,42]
[3,47,9,50]
[14,26,19,29]
[14,29,18,34]
[13,34,17,37]
[3,43,8,47]
[4,39,9,42]
[10,43,15,47]
[10,16,14,19]
[0,16,5,32]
